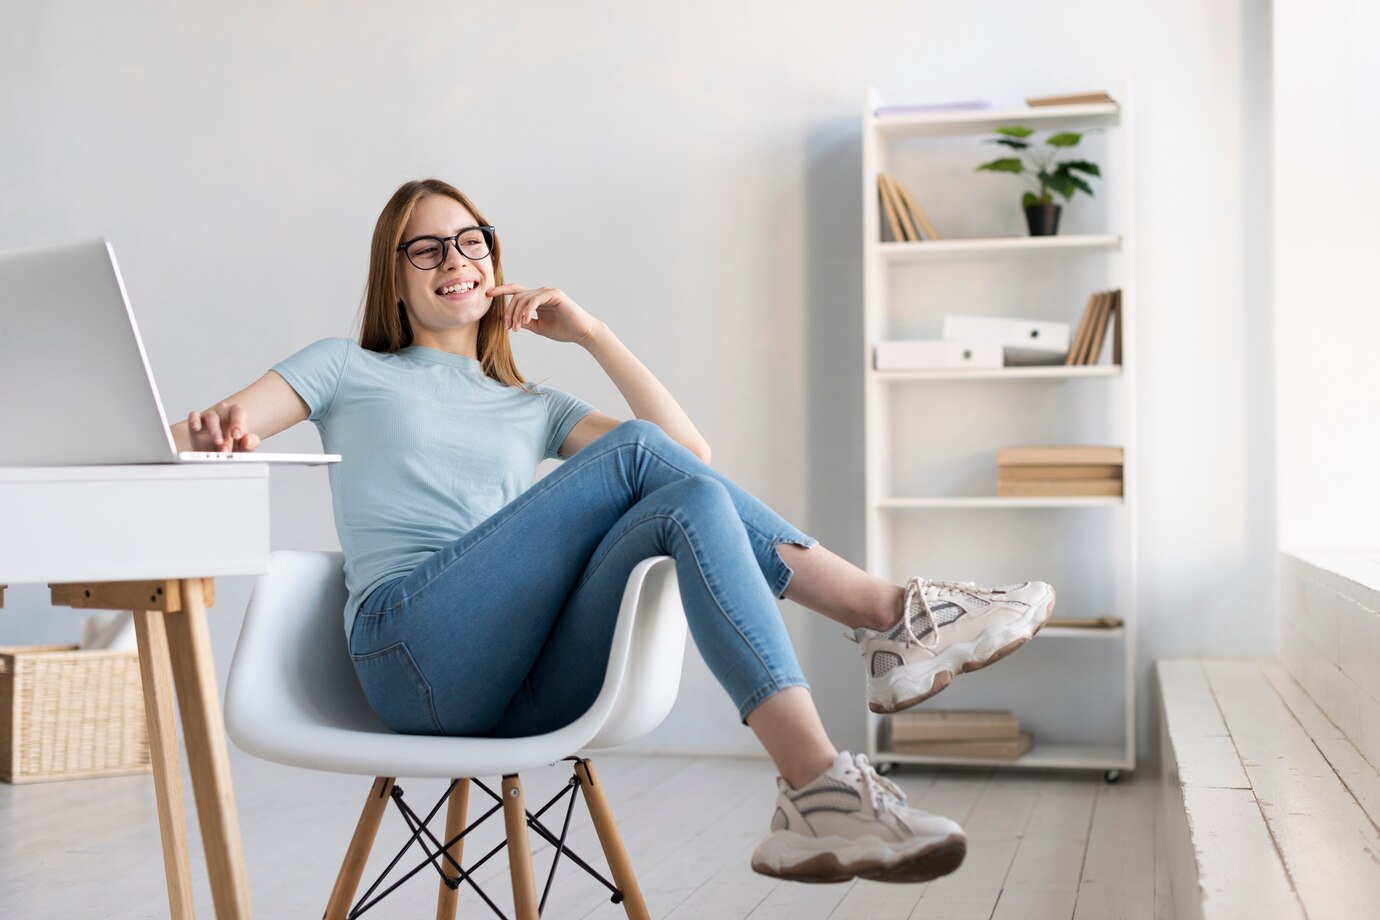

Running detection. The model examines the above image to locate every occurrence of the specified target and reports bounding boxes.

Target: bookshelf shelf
[878,234,1121,261]
[874,743,1131,772]
[876,496,1124,510]
[873,365,1122,382]
[862,86,1138,777]
[875,102,1121,141]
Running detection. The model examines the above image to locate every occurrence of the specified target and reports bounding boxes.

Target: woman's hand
[487,284,601,345]
[186,403,261,453]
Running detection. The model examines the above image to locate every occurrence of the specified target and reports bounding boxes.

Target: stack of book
[1065,289,1121,366]
[1026,90,1117,107]
[876,173,941,242]
[889,709,1032,760]
[997,446,1124,497]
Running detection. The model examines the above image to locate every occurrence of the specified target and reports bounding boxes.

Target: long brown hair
[358,178,529,388]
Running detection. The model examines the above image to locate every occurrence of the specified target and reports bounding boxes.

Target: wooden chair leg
[435,778,471,920]
[325,777,396,920]
[574,758,650,920]
[501,774,541,920]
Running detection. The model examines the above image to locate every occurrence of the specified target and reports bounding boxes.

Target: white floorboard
[0,747,1160,919]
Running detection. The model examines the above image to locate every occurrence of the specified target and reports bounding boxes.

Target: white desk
[0,464,270,919]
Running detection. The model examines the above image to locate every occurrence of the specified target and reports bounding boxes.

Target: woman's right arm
[170,370,310,453]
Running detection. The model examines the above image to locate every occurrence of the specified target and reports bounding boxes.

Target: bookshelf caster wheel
[1103,769,1122,784]
[876,762,895,776]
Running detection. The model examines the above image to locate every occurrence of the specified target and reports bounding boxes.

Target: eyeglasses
[397,226,496,270]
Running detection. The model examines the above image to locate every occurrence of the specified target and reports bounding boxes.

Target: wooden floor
[1,748,1168,919]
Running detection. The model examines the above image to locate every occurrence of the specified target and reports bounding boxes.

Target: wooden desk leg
[132,609,196,920]
[164,577,253,920]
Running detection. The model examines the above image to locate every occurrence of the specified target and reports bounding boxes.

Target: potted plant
[975,126,1100,236]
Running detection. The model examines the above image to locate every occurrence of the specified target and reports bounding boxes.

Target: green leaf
[986,138,1030,150]
[1046,132,1081,147]
[1069,175,1094,197]
[1045,171,1076,200]
[1022,191,1044,207]
[992,125,1034,138]
[975,157,1024,174]
[1062,159,1101,177]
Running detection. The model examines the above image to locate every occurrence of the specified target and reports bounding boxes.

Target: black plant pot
[1024,203,1062,236]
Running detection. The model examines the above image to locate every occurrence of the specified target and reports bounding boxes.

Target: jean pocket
[351,642,445,735]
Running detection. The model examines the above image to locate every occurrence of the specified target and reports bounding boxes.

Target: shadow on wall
[802,116,867,752]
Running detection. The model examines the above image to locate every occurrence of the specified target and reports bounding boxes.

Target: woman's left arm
[490,284,711,463]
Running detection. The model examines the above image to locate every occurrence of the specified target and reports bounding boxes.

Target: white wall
[0,0,1275,759]
[1273,0,1380,552]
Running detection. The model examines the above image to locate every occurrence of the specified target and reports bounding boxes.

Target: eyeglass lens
[404,229,491,270]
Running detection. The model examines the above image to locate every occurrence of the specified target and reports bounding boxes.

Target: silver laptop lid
[0,238,180,465]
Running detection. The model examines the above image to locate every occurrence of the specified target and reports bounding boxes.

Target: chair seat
[226,551,686,778]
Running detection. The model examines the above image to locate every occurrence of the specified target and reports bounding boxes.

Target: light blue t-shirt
[271,338,596,635]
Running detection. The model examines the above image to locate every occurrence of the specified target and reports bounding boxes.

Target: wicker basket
[0,645,151,783]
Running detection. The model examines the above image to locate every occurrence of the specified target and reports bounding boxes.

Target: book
[877,175,904,242]
[999,463,1122,481]
[1075,292,1111,364]
[875,340,1003,371]
[874,100,994,117]
[1085,289,1118,364]
[1026,91,1116,107]
[880,174,919,242]
[892,180,942,241]
[1064,291,1101,366]
[997,479,1124,497]
[893,732,1034,761]
[1112,289,1123,365]
[890,709,1019,743]
[996,446,1124,465]
[1047,616,1124,629]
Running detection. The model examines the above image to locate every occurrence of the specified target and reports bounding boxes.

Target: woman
[171,178,1055,885]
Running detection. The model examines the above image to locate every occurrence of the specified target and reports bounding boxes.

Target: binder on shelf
[996,446,1124,466]
[875,340,1003,371]
[890,709,1020,743]
[892,732,1034,760]
[941,315,1070,366]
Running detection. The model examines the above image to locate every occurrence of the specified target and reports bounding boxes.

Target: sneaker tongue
[825,751,859,781]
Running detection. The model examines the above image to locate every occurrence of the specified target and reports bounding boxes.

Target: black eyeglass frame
[396,225,497,270]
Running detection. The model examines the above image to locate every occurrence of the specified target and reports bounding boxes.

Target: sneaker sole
[869,588,1056,714]
[751,832,967,884]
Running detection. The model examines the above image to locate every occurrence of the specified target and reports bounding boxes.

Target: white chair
[225,550,686,920]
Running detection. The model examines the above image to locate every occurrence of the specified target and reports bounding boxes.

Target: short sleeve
[271,338,352,421]
[538,385,596,459]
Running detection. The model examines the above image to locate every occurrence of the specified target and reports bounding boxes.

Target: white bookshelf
[862,87,1137,778]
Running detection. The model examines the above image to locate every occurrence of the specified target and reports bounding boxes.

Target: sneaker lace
[850,753,907,813]
[901,578,981,650]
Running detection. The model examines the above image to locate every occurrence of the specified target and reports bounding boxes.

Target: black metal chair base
[345,757,622,919]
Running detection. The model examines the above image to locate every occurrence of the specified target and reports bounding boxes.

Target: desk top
[0,465,271,584]
[0,464,268,483]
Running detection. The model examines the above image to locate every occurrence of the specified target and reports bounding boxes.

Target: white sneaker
[751,751,965,883]
[852,578,1055,714]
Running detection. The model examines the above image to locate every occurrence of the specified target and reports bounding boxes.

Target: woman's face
[395,194,495,346]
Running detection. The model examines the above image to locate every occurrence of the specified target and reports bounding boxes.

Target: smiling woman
[164,176,1058,887]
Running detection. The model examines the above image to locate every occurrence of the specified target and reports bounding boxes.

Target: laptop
[0,238,341,467]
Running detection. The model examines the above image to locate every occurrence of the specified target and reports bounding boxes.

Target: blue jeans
[347,419,817,737]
